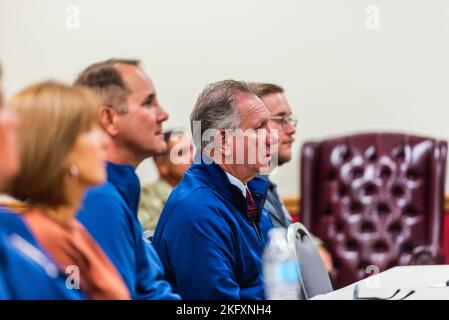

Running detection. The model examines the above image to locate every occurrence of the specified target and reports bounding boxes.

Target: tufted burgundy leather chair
[300,133,447,289]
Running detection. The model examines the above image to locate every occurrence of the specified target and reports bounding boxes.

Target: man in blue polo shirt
[75,59,179,300]
[152,80,277,299]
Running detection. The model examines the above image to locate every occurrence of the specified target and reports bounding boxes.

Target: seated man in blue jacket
[152,80,277,299]
[74,59,179,300]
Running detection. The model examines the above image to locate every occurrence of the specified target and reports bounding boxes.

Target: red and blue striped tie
[246,188,258,222]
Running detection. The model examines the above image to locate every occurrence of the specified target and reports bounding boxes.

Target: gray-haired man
[152,80,277,299]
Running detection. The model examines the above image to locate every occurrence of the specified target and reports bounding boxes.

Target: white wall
[2,0,449,197]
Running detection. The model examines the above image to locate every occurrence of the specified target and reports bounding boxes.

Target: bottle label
[278,261,299,282]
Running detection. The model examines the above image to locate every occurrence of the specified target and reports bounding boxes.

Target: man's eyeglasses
[269,114,297,128]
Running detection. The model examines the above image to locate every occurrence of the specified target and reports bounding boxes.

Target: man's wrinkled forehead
[235,91,267,114]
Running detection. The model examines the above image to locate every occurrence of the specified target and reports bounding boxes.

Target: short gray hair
[190,79,253,151]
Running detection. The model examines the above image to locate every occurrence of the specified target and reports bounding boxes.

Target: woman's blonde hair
[6,81,101,207]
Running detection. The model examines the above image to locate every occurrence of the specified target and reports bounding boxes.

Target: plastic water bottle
[263,228,301,300]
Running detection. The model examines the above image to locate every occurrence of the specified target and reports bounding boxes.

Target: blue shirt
[0,208,84,300]
[152,155,273,300]
[77,162,180,300]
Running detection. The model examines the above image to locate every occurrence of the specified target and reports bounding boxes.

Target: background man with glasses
[250,82,334,273]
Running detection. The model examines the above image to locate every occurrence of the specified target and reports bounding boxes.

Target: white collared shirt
[225,172,247,198]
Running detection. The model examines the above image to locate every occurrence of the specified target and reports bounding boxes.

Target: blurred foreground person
[2,81,130,299]
[0,66,18,188]
[0,67,81,300]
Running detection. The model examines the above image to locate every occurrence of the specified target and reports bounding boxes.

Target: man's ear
[217,129,233,157]
[98,106,119,136]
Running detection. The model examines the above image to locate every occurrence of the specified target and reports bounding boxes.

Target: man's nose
[285,121,296,136]
[158,104,169,122]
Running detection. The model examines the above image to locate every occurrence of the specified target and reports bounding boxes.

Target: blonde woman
[5,81,130,299]
[0,69,82,299]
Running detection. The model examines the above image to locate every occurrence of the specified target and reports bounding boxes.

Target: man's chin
[277,153,291,166]
[255,159,273,174]
[153,141,168,155]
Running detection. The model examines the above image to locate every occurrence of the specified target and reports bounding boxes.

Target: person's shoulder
[141,181,155,195]
[141,180,170,201]
[78,182,131,224]
[0,231,85,300]
[85,181,120,198]
[141,179,165,192]
[0,208,28,235]
[172,185,221,210]
[0,209,20,227]
[0,206,19,219]
[165,186,230,227]
[82,182,126,209]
